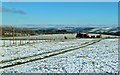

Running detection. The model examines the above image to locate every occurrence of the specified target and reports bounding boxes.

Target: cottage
[76,33,101,38]
[76,33,90,38]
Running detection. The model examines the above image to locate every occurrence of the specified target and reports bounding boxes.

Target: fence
[0,39,51,47]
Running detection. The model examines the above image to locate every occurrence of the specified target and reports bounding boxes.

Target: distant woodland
[0,26,119,37]
[0,26,73,37]
[0,26,35,37]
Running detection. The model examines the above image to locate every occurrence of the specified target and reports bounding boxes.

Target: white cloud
[0,6,27,15]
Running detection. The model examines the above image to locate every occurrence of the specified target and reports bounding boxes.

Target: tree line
[1,26,36,37]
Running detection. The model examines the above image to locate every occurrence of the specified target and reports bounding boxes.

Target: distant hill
[32,27,119,36]
[1,26,119,37]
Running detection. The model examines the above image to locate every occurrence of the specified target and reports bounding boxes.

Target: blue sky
[1,2,118,27]
[1,0,119,2]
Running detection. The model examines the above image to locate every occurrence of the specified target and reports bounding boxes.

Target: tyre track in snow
[0,40,93,64]
[0,39,102,70]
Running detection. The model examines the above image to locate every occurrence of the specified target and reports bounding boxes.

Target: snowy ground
[0,38,118,73]
[0,39,92,61]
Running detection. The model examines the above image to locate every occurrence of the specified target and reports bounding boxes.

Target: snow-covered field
[0,39,93,61]
[0,38,118,73]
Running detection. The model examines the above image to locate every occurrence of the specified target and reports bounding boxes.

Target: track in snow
[0,39,102,70]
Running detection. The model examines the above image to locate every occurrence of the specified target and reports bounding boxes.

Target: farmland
[0,36,118,73]
[0,1,119,74]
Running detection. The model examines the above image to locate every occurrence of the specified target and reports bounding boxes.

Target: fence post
[3,40,5,46]
[10,39,11,46]
[20,40,21,45]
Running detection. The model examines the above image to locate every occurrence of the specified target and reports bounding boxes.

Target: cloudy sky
[0,2,118,27]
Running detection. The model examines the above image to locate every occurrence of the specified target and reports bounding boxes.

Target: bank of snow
[0,39,118,73]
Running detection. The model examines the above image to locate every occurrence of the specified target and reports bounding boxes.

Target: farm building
[76,32,102,38]
[76,33,89,38]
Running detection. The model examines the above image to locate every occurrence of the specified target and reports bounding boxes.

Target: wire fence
[0,39,52,47]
